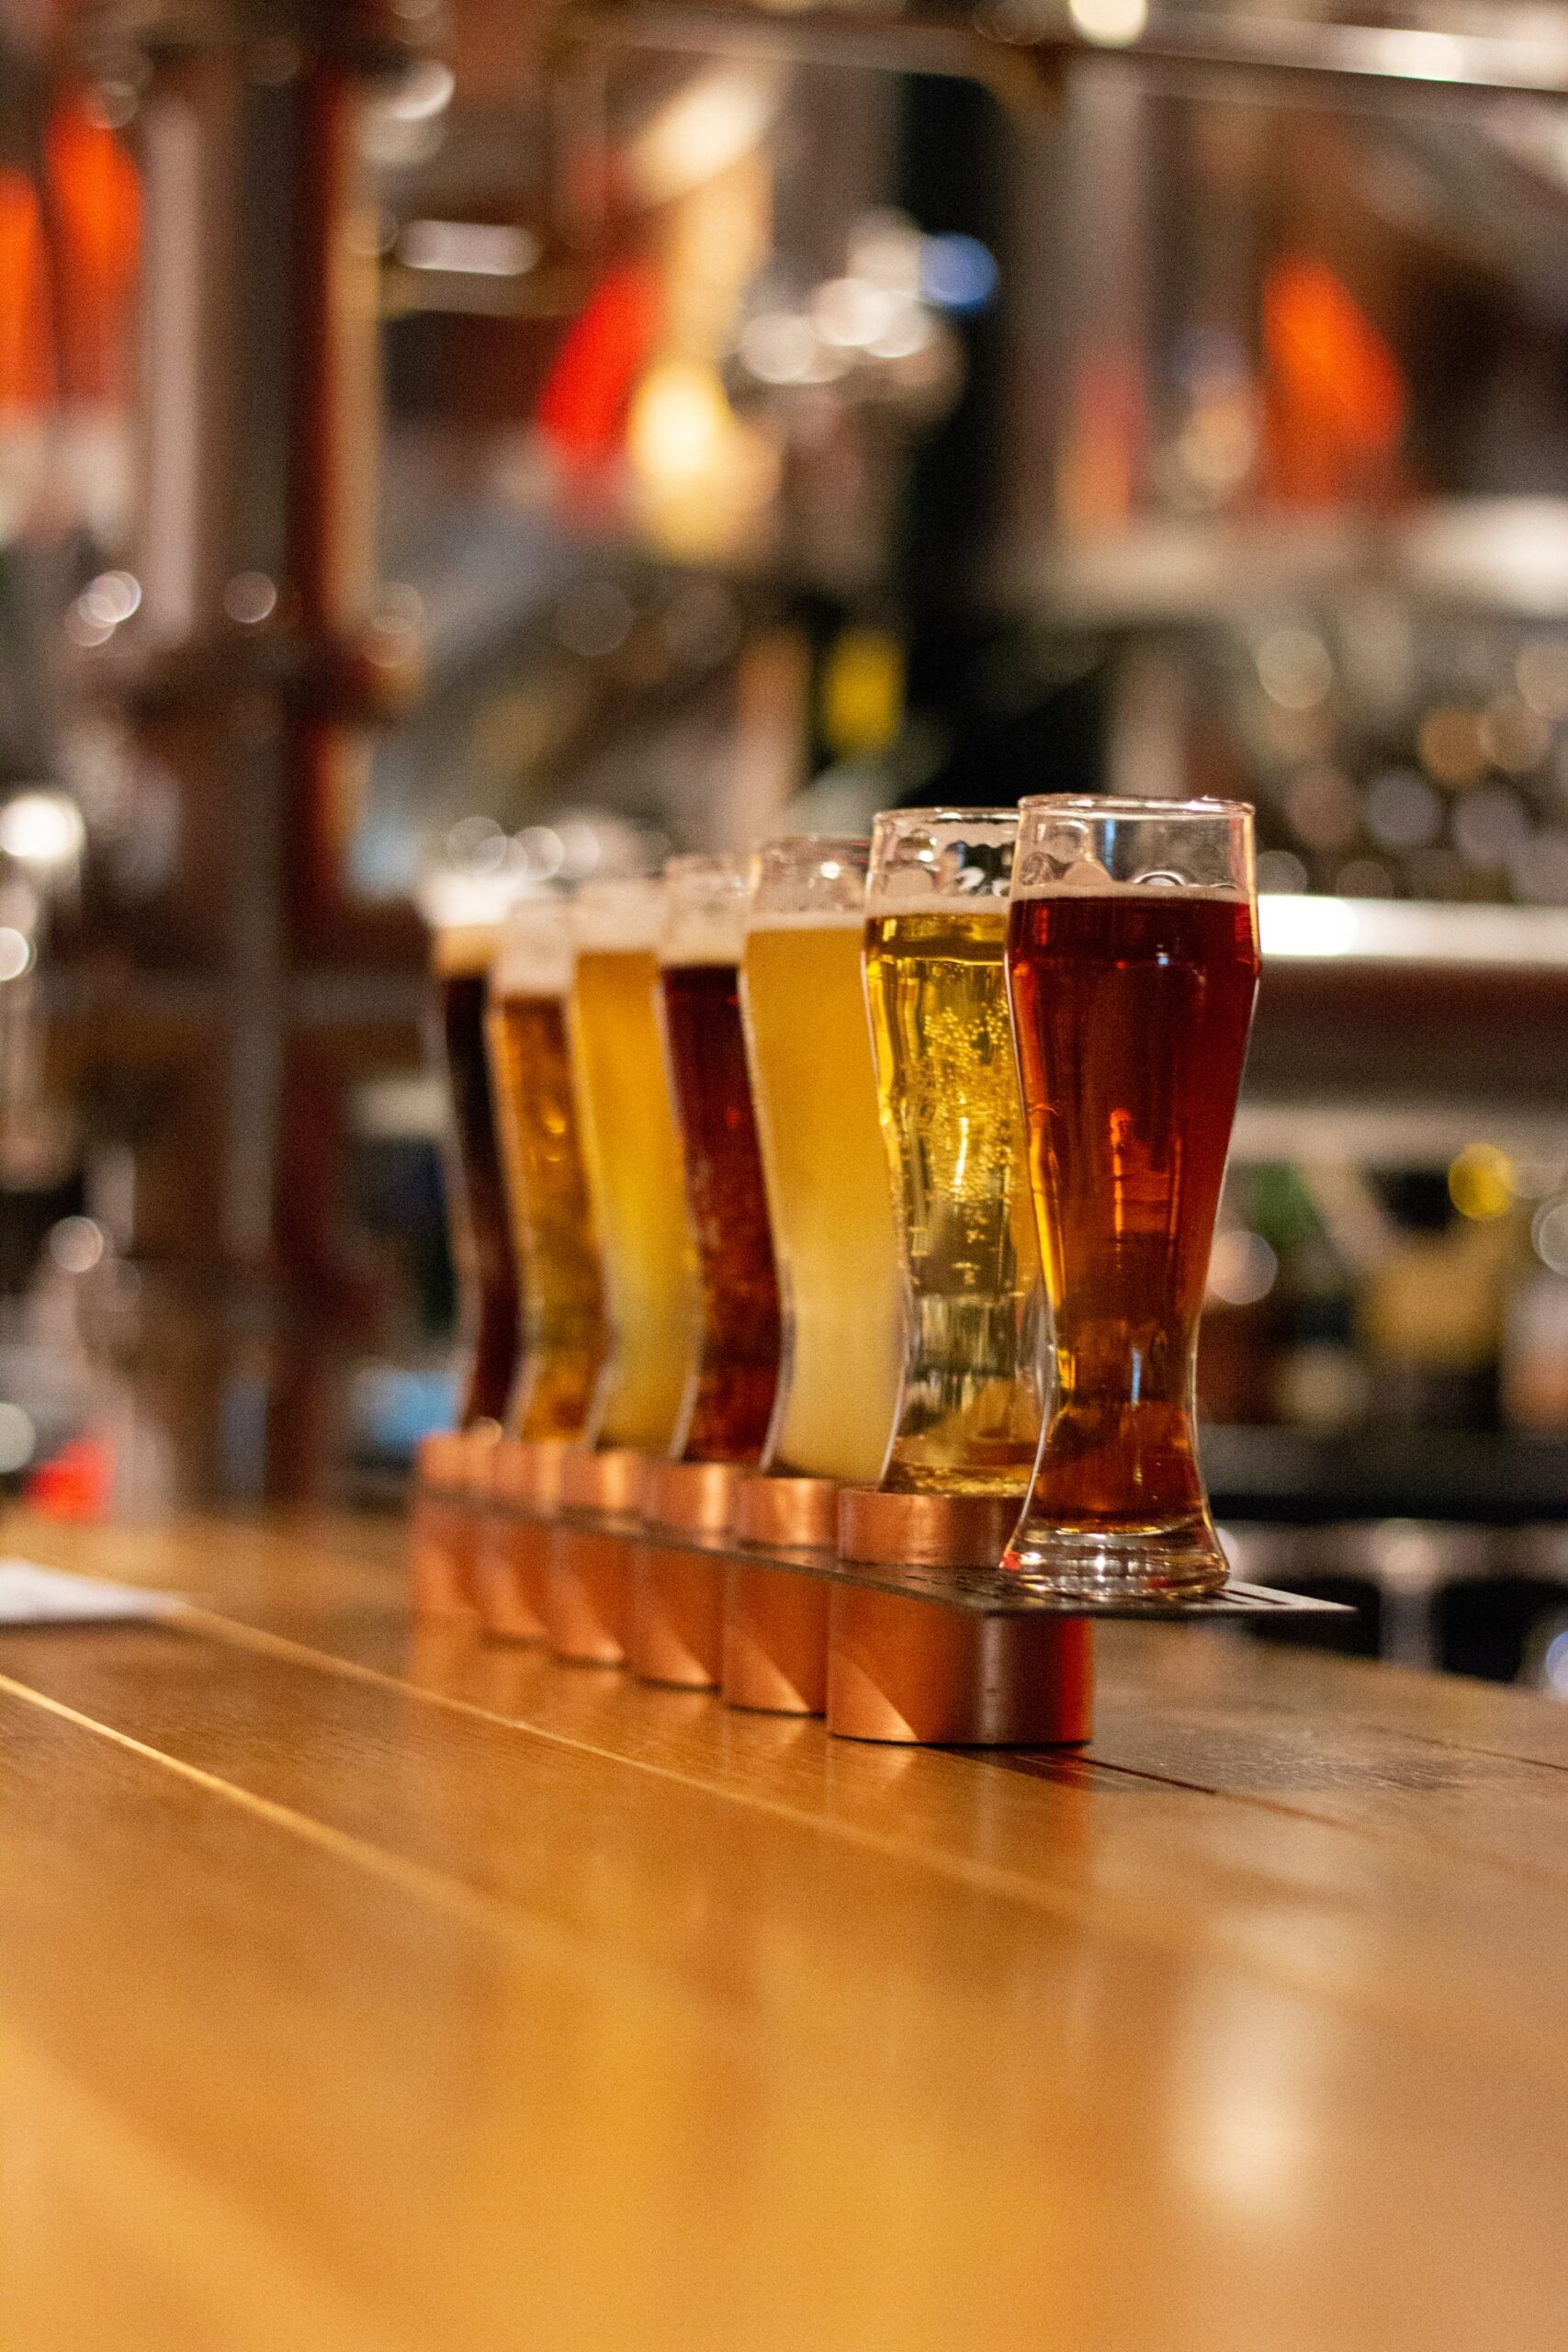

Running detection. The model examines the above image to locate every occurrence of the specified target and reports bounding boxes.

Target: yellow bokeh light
[1448,1143,1515,1222]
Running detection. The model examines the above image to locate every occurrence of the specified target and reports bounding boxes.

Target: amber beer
[488,895,606,1440]
[1005,797,1259,1600]
[430,898,521,1428]
[863,810,1042,1498]
[659,856,781,1464]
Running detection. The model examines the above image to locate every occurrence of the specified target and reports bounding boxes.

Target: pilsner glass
[1005,795,1259,1600]
[488,893,607,1442]
[570,876,697,1453]
[740,838,903,1487]
[659,854,781,1464]
[863,809,1043,1499]
[425,876,522,1429]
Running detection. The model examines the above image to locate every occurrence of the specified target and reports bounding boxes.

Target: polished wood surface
[1,1510,1566,2350]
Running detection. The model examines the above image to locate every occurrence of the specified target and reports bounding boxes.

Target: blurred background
[6,0,1568,1692]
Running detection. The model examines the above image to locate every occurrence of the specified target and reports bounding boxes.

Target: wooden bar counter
[0,1510,1565,2350]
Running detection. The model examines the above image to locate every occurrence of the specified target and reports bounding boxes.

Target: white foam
[415,865,529,935]
[743,905,867,934]
[493,899,575,997]
[660,857,747,967]
[868,882,1010,918]
[573,876,666,955]
[661,920,744,967]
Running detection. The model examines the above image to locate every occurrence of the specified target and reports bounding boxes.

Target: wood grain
[0,1510,1564,2351]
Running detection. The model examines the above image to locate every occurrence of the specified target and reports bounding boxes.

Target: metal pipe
[551,0,1568,107]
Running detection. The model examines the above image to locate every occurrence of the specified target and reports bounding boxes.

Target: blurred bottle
[1357,1173,1517,1428]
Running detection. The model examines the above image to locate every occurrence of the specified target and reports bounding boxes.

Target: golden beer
[741,842,902,1485]
[488,896,607,1441]
[863,812,1043,1498]
[570,877,697,1452]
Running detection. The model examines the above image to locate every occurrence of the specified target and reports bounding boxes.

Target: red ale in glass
[660,858,782,1464]
[1006,797,1259,1600]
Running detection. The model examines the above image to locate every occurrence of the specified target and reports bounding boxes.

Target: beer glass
[863,809,1043,1499]
[1005,796,1259,1600]
[488,892,607,1442]
[426,876,522,1430]
[740,837,903,1487]
[569,876,697,1453]
[659,854,781,1464]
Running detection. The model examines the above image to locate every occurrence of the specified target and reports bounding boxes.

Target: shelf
[1259,897,1568,969]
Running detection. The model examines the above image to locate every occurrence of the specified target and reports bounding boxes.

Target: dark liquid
[1005,891,1258,1532]
[660,961,782,1463]
[438,970,520,1426]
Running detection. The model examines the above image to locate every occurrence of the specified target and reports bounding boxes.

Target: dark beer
[1005,830,1258,1595]
[433,922,521,1428]
[660,860,781,1464]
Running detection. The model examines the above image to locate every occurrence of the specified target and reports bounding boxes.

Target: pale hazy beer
[570,877,697,1453]
[741,838,902,1486]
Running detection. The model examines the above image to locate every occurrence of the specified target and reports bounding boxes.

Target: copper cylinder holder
[721,1474,838,1716]
[829,1486,1095,1745]
[630,1459,742,1690]
[547,1446,647,1666]
[410,1427,497,1624]
[476,1437,572,1643]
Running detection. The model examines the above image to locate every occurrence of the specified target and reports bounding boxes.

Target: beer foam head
[661,853,746,967]
[868,807,1018,913]
[493,892,576,997]
[573,874,666,955]
[1010,795,1254,903]
[418,865,530,974]
[746,834,870,932]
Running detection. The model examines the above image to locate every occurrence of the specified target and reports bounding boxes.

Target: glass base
[1003,1516,1228,1607]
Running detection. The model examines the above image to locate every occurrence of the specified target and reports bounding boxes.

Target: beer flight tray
[518,1499,1355,1623]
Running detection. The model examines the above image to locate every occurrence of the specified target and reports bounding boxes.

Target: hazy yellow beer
[570,877,697,1451]
[863,810,1043,1497]
[488,894,608,1442]
[741,838,902,1485]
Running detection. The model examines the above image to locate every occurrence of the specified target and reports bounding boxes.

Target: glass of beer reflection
[570,876,696,1453]
[1005,796,1260,1600]
[863,809,1043,1498]
[741,837,902,1487]
[488,893,607,1441]
[659,855,781,1464]
[426,877,522,1430]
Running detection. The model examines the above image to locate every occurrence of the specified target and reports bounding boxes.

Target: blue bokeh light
[920,234,999,314]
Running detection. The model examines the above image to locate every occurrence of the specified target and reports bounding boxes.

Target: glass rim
[753,831,872,857]
[1018,793,1254,820]
[665,849,748,881]
[747,832,870,929]
[872,804,1022,827]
